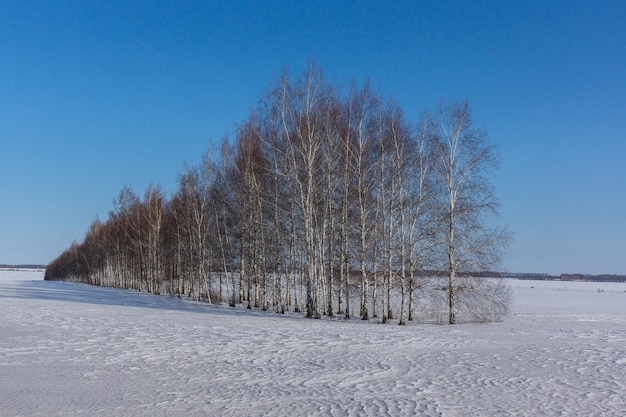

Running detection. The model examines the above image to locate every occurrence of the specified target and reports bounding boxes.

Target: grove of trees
[45,65,511,324]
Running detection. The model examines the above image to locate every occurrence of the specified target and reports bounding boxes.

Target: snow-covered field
[1,270,625,416]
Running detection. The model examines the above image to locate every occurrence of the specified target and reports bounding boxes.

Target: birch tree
[275,65,329,318]
[348,82,380,320]
[45,69,512,325]
[432,101,510,324]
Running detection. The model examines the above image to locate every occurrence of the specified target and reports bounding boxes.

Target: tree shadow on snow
[0,279,297,321]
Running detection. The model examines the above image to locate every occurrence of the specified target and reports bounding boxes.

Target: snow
[1,269,625,416]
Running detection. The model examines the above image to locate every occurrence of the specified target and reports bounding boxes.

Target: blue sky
[1,1,624,274]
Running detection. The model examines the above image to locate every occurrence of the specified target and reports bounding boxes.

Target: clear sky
[1,0,624,275]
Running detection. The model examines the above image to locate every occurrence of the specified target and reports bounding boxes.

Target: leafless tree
[171,155,215,301]
[346,82,380,320]
[431,101,511,324]
[273,65,329,318]
[45,69,512,326]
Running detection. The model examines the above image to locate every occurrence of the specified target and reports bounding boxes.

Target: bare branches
[46,67,511,325]
[431,101,511,324]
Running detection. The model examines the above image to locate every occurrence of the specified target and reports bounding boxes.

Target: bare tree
[232,117,270,309]
[211,137,240,307]
[431,101,510,324]
[172,156,215,302]
[322,93,343,317]
[348,82,380,321]
[274,65,329,318]
[337,97,357,318]
[111,186,140,290]
[383,100,413,325]
[141,184,166,294]
[45,69,512,325]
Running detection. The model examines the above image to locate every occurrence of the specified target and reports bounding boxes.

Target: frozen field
[1,270,625,416]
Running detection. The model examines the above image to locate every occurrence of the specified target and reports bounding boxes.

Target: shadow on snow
[0,279,303,322]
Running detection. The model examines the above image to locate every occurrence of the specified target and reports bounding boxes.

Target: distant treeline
[0,264,47,270]
[481,272,626,283]
[332,271,626,282]
[45,65,511,324]
[558,274,626,283]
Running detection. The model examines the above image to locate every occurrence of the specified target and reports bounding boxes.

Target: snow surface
[1,269,625,416]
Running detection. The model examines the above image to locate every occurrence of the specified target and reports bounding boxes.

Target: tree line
[45,65,511,324]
